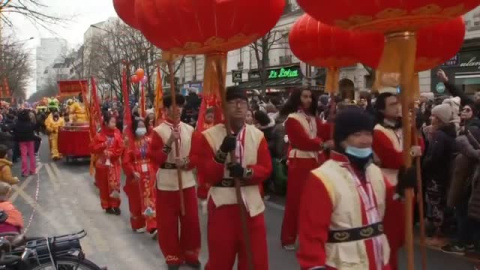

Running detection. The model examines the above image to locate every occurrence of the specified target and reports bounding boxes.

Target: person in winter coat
[442,126,480,254]
[0,145,19,185]
[460,103,480,134]
[13,110,37,177]
[438,69,480,117]
[423,103,457,237]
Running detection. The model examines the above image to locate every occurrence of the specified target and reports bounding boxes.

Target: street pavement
[9,136,477,269]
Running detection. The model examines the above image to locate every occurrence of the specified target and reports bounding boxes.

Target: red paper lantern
[289,14,357,93]
[289,14,356,68]
[297,0,478,33]
[134,0,285,55]
[113,0,140,30]
[354,17,466,72]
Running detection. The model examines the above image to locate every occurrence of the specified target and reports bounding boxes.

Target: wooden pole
[411,110,427,270]
[167,61,185,216]
[212,53,254,270]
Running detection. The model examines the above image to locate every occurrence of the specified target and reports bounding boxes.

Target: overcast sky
[6,0,118,97]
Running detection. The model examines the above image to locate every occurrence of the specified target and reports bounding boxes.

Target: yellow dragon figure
[70,93,88,125]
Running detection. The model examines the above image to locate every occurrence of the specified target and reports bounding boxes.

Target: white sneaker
[134,227,146,233]
[283,244,296,251]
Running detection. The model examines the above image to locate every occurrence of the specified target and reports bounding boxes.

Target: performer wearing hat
[196,86,272,270]
[148,93,201,270]
[372,92,423,270]
[279,88,332,249]
[297,106,416,270]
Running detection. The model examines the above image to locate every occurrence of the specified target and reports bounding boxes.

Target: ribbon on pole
[154,65,164,126]
[140,82,146,118]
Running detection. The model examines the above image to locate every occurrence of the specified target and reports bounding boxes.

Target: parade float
[56,80,92,162]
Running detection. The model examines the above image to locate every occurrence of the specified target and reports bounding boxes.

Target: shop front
[431,38,480,96]
[236,64,304,92]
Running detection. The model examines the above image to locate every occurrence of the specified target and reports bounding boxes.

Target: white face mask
[135,128,147,137]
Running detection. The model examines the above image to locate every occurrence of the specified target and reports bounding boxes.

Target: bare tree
[249,30,288,94]
[0,35,33,100]
[84,20,184,104]
[0,0,66,31]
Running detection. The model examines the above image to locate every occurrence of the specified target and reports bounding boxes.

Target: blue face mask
[345,146,373,158]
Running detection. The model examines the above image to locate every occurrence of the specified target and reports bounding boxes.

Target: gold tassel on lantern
[376,31,418,270]
[325,67,340,94]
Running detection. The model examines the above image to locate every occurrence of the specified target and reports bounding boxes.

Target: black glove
[220,135,237,153]
[396,166,417,197]
[228,163,246,178]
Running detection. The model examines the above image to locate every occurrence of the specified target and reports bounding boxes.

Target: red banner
[57,80,88,96]
[3,79,10,98]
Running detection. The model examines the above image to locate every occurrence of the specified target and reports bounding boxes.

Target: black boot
[105,208,115,215]
[113,207,121,216]
[186,261,201,269]
[167,265,180,270]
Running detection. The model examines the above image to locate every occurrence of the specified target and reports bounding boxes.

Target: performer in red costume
[297,107,416,270]
[196,87,272,270]
[148,94,201,270]
[123,118,157,235]
[122,140,145,232]
[372,92,423,270]
[279,88,332,249]
[90,114,124,215]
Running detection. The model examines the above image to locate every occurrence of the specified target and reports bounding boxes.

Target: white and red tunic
[297,152,395,270]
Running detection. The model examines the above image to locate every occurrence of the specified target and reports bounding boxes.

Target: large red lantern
[355,16,466,72]
[135,0,285,55]
[296,0,478,33]
[113,0,140,30]
[289,14,357,93]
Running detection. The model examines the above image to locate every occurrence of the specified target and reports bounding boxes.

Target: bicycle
[0,230,106,270]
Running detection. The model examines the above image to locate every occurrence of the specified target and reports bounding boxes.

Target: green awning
[455,73,480,85]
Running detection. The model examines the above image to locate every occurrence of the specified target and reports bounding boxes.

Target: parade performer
[90,114,124,215]
[123,117,157,235]
[44,97,60,128]
[372,92,422,270]
[46,112,65,160]
[297,107,416,270]
[122,133,145,232]
[196,87,272,270]
[279,88,331,249]
[70,93,88,125]
[148,94,201,270]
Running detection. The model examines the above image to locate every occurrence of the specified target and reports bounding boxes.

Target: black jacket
[13,121,36,142]
[423,123,457,184]
[445,82,480,117]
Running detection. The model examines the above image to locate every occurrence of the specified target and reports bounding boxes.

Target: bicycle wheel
[30,255,103,270]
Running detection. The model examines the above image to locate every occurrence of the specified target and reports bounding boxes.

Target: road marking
[44,163,60,191]
[10,163,44,203]
[12,185,63,231]
[48,162,110,252]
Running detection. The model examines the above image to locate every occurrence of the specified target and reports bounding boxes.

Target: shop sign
[268,66,300,79]
[248,65,301,81]
[436,82,446,94]
[460,57,480,68]
[232,70,243,83]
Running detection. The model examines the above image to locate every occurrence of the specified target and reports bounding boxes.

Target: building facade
[36,38,68,88]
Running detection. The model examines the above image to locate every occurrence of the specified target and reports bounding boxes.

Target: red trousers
[384,199,405,270]
[95,165,121,209]
[281,158,319,246]
[206,200,268,270]
[156,187,201,265]
[123,175,145,230]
